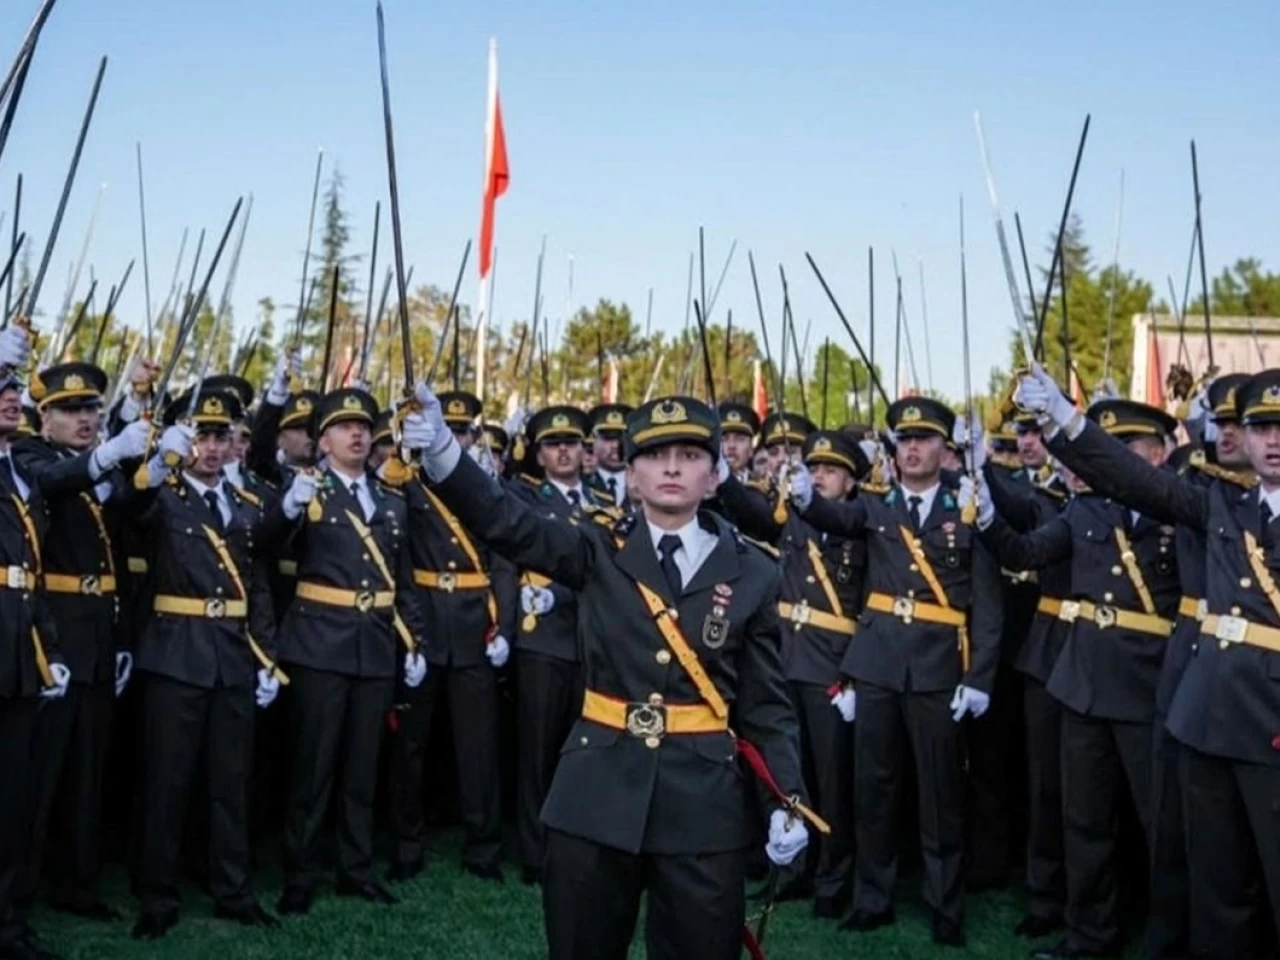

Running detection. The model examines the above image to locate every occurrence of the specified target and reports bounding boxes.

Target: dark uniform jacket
[0,455,61,699]
[402,475,516,668]
[1048,419,1280,767]
[716,475,867,687]
[118,474,275,690]
[801,482,1003,696]
[430,453,804,856]
[260,469,428,681]
[13,439,122,688]
[980,489,1180,723]
[248,401,304,617]
[508,476,615,664]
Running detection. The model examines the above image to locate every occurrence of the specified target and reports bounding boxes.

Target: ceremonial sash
[1113,527,1157,615]
[10,492,53,686]
[633,581,729,720]
[421,483,499,627]
[897,524,970,672]
[201,524,289,684]
[343,509,416,652]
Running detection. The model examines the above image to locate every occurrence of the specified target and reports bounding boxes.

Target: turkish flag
[479,38,509,281]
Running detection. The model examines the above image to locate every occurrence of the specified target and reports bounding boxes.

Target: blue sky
[3,0,1278,398]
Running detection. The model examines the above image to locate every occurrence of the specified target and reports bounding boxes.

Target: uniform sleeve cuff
[422,436,462,483]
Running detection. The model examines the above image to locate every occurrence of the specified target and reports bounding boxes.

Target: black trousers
[0,697,37,946]
[790,680,855,903]
[516,652,582,872]
[1148,721,1189,959]
[1179,744,1280,959]
[388,662,502,868]
[136,673,256,913]
[20,682,112,913]
[1022,676,1065,922]
[1060,708,1151,952]
[966,663,1024,888]
[542,829,745,960]
[284,666,392,889]
[853,682,965,924]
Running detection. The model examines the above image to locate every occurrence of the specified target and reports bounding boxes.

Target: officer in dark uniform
[793,396,1003,947]
[12,363,138,925]
[509,406,615,885]
[717,428,869,919]
[973,398,1182,959]
[759,412,817,479]
[0,350,70,960]
[367,410,395,473]
[264,387,429,916]
[480,423,508,462]
[718,402,760,482]
[203,374,270,496]
[585,403,633,507]
[1017,365,1280,960]
[404,387,810,960]
[120,385,281,939]
[437,390,482,451]
[386,396,515,884]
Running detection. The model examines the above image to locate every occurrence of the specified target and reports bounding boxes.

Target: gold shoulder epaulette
[860,481,890,496]
[740,534,780,559]
[745,477,774,495]
[1191,458,1257,489]
[518,473,541,487]
[377,482,406,498]
[232,485,262,508]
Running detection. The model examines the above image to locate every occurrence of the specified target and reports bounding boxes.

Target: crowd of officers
[0,305,1275,959]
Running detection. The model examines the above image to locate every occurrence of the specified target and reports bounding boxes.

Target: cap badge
[652,400,687,425]
[605,410,625,426]
[814,437,832,453]
[551,412,570,429]
[447,398,467,416]
[1224,386,1237,407]
[900,406,922,423]
[296,397,313,414]
[342,394,364,411]
[201,395,225,416]
[726,410,742,422]
[1263,385,1280,406]
[64,373,86,392]
[1099,410,1118,429]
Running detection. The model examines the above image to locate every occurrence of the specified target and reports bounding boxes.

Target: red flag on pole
[479,37,509,282]
[752,360,768,420]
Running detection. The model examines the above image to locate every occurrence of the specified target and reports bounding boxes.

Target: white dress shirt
[183,473,231,527]
[899,481,941,525]
[331,467,376,521]
[647,516,717,588]
[223,459,245,490]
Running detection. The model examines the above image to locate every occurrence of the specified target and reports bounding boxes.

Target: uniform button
[215,587,224,596]
[1240,577,1252,588]
[906,590,915,599]
[580,736,589,746]
[1110,565,1122,576]
[648,693,664,706]
[1086,530,1093,537]
[450,537,459,545]
[655,650,671,665]
[1219,640,1230,650]
[362,554,370,561]
[1231,606,1242,616]
[1103,592,1114,603]
[361,579,370,588]
[447,561,458,570]
[805,575,815,584]
[185,528,193,534]
[645,737,661,749]
[909,564,919,572]
[669,610,679,621]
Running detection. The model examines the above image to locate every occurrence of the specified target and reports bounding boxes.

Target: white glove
[41,662,71,699]
[255,668,280,708]
[950,684,991,722]
[830,686,856,723]
[957,475,995,529]
[158,424,194,463]
[1092,377,1120,402]
[281,471,318,520]
[265,350,300,405]
[715,455,730,484]
[520,584,555,615]
[968,419,987,473]
[1203,416,1220,445]
[502,406,529,438]
[0,325,30,370]
[404,651,427,688]
[114,652,133,697]
[399,410,432,452]
[788,463,814,511]
[1016,363,1076,429]
[92,420,152,475]
[486,634,510,668]
[468,441,499,479]
[411,382,454,458]
[765,809,809,866]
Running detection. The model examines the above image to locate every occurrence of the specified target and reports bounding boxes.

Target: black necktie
[0,456,14,493]
[908,495,923,531]
[1262,500,1273,525]
[203,491,224,533]
[567,489,581,509]
[657,534,684,597]
[606,476,618,499]
[350,481,365,518]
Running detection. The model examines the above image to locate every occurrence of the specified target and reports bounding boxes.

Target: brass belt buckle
[438,572,457,593]
[790,600,811,626]
[1094,605,1117,629]
[6,566,24,590]
[204,598,227,619]
[1058,600,1080,623]
[355,590,376,613]
[1195,599,1208,622]
[625,702,667,740]
[79,574,101,596]
[1215,615,1247,645]
[892,597,916,623]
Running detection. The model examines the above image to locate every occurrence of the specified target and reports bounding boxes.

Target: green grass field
[34,830,1145,959]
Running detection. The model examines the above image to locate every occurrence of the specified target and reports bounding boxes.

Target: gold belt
[1178,596,1206,621]
[44,573,117,596]
[1056,599,1173,638]
[1037,596,1063,618]
[778,601,856,636]
[153,595,247,619]
[581,689,727,747]
[413,570,490,592]
[0,566,36,590]
[1200,614,1280,654]
[865,591,966,627]
[295,581,394,612]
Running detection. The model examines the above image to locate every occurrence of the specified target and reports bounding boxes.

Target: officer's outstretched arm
[715,474,785,544]
[982,463,1040,533]
[12,441,95,496]
[979,511,1072,573]
[1049,419,1207,530]
[425,448,593,592]
[963,538,1006,695]
[797,487,867,538]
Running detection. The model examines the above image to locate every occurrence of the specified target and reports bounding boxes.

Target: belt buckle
[6,566,24,589]
[1215,615,1247,646]
[204,598,227,619]
[355,590,375,613]
[1058,600,1080,623]
[1094,605,1117,629]
[892,597,916,623]
[625,702,666,740]
[790,600,811,626]
[438,572,457,593]
[1195,599,1208,622]
[79,574,101,596]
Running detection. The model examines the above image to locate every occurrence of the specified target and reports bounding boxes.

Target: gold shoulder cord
[805,539,844,618]
[200,524,290,684]
[633,581,729,719]
[11,492,53,686]
[897,524,970,672]
[420,483,499,625]
[1242,530,1280,621]
[343,509,416,652]
[1112,527,1157,615]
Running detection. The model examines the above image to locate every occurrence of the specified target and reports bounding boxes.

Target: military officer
[790,396,1003,947]
[718,402,760,482]
[1017,365,1280,960]
[437,390,482,451]
[716,428,869,919]
[263,387,429,916]
[971,397,1182,959]
[120,385,281,939]
[585,403,632,507]
[12,363,138,926]
[0,329,71,960]
[509,406,614,885]
[759,412,817,478]
[404,387,811,960]
[367,410,395,473]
